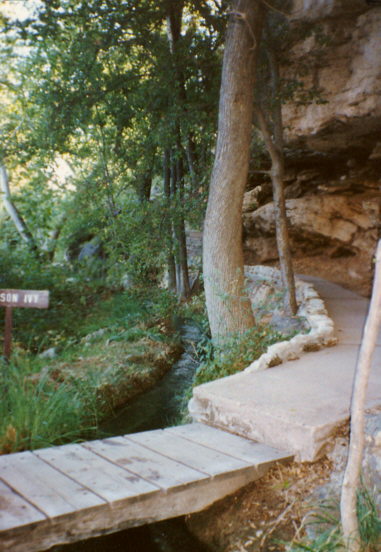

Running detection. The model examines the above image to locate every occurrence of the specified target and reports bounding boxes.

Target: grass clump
[194,324,284,385]
[287,487,381,552]
[0,359,98,454]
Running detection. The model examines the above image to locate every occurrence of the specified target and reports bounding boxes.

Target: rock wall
[243,193,380,295]
[290,0,367,21]
[243,2,381,296]
[283,6,381,152]
[311,408,381,515]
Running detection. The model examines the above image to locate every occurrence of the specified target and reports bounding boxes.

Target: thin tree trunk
[166,0,191,300]
[163,149,177,291]
[203,1,264,340]
[0,163,38,252]
[170,152,183,295]
[186,136,198,189]
[340,240,381,552]
[176,154,191,298]
[138,170,152,202]
[254,105,297,315]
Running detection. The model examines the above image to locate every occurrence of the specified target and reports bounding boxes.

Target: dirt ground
[186,457,334,552]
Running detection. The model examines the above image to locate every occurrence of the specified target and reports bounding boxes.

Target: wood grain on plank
[35,443,159,503]
[84,436,208,489]
[126,429,251,476]
[0,480,46,531]
[0,451,104,517]
[167,423,293,463]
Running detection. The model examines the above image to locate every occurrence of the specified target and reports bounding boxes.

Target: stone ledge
[244,266,337,373]
[188,345,381,462]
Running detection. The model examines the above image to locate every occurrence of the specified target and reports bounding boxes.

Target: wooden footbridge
[0,423,292,551]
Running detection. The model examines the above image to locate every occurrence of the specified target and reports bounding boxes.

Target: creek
[53,321,209,552]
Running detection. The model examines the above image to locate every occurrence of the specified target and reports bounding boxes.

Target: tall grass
[287,487,381,552]
[0,286,181,454]
[0,359,98,453]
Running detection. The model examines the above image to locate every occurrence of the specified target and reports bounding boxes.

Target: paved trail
[190,277,381,461]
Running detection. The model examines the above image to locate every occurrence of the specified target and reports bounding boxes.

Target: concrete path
[189,277,381,462]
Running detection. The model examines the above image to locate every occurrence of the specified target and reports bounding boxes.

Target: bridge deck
[0,423,292,552]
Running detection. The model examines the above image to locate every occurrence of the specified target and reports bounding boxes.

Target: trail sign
[0,289,50,361]
[0,289,49,309]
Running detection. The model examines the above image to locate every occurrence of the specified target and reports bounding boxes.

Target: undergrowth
[194,324,285,385]
[287,486,381,552]
[0,282,181,454]
[0,359,99,453]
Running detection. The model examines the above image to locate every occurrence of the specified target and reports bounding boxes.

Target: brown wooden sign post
[0,289,50,362]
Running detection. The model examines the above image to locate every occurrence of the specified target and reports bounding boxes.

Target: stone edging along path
[244,266,337,373]
[189,269,381,462]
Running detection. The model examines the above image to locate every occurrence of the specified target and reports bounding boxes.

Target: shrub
[194,325,284,385]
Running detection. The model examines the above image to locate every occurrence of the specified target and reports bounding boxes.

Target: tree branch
[0,163,38,251]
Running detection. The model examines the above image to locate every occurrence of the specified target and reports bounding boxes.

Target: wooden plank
[126,429,251,476]
[166,423,294,464]
[35,443,160,503]
[84,437,208,489]
[0,451,104,517]
[0,426,293,552]
[0,480,46,531]
[0,469,269,552]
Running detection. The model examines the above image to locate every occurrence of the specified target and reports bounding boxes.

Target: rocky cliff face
[243,2,381,296]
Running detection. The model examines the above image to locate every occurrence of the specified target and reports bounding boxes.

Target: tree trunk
[340,240,381,552]
[170,150,190,299]
[137,170,152,202]
[0,163,38,252]
[165,3,191,300]
[254,105,297,315]
[163,149,177,291]
[203,0,264,340]
[176,154,191,299]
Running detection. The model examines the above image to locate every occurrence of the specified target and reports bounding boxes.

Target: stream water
[100,322,201,436]
[53,321,209,552]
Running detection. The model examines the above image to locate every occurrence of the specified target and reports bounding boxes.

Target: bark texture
[203,0,264,339]
[255,105,297,315]
[340,240,381,551]
[165,0,191,299]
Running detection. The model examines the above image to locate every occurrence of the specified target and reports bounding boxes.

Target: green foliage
[0,246,104,351]
[0,0,221,295]
[287,488,381,552]
[194,325,284,385]
[0,275,180,454]
[0,237,179,353]
[357,486,381,548]
[0,358,98,453]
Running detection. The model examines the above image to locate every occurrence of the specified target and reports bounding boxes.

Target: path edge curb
[244,266,338,373]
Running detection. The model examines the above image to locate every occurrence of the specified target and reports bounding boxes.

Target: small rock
[270,313,308,335]
[121,274,134,290]
[83,328,107,343]
[39,347,57,359]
